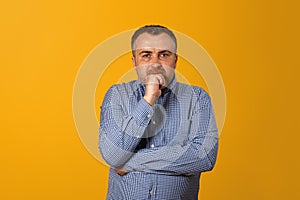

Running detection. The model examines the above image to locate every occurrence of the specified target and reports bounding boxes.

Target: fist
[143,74,165,106]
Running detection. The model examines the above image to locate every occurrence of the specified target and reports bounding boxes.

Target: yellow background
[1,0,299,199]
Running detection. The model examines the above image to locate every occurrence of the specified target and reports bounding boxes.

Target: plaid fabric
[99,77,218,200]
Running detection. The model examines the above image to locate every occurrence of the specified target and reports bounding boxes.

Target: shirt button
[152,121,156,125]
[147,114,151,118]
[150,144,155,148]
[149,190,153,195]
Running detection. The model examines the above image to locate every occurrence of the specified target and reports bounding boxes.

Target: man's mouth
[147,70,164,75]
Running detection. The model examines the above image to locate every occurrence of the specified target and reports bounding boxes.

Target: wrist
[143,96,155,106]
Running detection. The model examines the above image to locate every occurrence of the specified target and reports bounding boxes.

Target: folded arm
[123,91,219,175]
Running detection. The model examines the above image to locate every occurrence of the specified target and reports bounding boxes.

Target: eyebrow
[138,50,153,55]
[158,50,173,54]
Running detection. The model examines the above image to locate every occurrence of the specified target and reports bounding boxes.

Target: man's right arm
[98,85,153,168]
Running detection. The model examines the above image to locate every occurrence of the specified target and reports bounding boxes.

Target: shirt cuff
[131,98,153,127]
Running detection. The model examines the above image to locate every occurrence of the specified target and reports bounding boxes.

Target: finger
[155,74,165,87]
[146,75,160,85]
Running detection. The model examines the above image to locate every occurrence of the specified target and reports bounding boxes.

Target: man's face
[132,32,178,87]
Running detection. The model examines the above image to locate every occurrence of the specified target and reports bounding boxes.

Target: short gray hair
[131,25,177,56]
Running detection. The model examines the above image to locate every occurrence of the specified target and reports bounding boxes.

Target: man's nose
[150,55,161,65]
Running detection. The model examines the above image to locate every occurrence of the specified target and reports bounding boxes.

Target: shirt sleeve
[123,91,219,175]
[98,85,154,168]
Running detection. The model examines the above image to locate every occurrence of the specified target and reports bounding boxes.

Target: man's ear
[132,56,136,68]
[175,54,178,64]
[174,54,178,69]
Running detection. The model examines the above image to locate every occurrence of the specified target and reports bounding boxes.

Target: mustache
[147,68,165,75]
[137,64,166,75]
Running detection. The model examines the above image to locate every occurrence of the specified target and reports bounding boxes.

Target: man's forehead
[134,33,176,52]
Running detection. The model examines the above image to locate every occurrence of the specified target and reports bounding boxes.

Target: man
[99,25,218,200]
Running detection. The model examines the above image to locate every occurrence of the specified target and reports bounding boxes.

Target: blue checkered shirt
[99,77,218,200]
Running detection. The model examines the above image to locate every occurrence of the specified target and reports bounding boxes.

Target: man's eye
[142,54,150,58]
[160,53,170,58]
